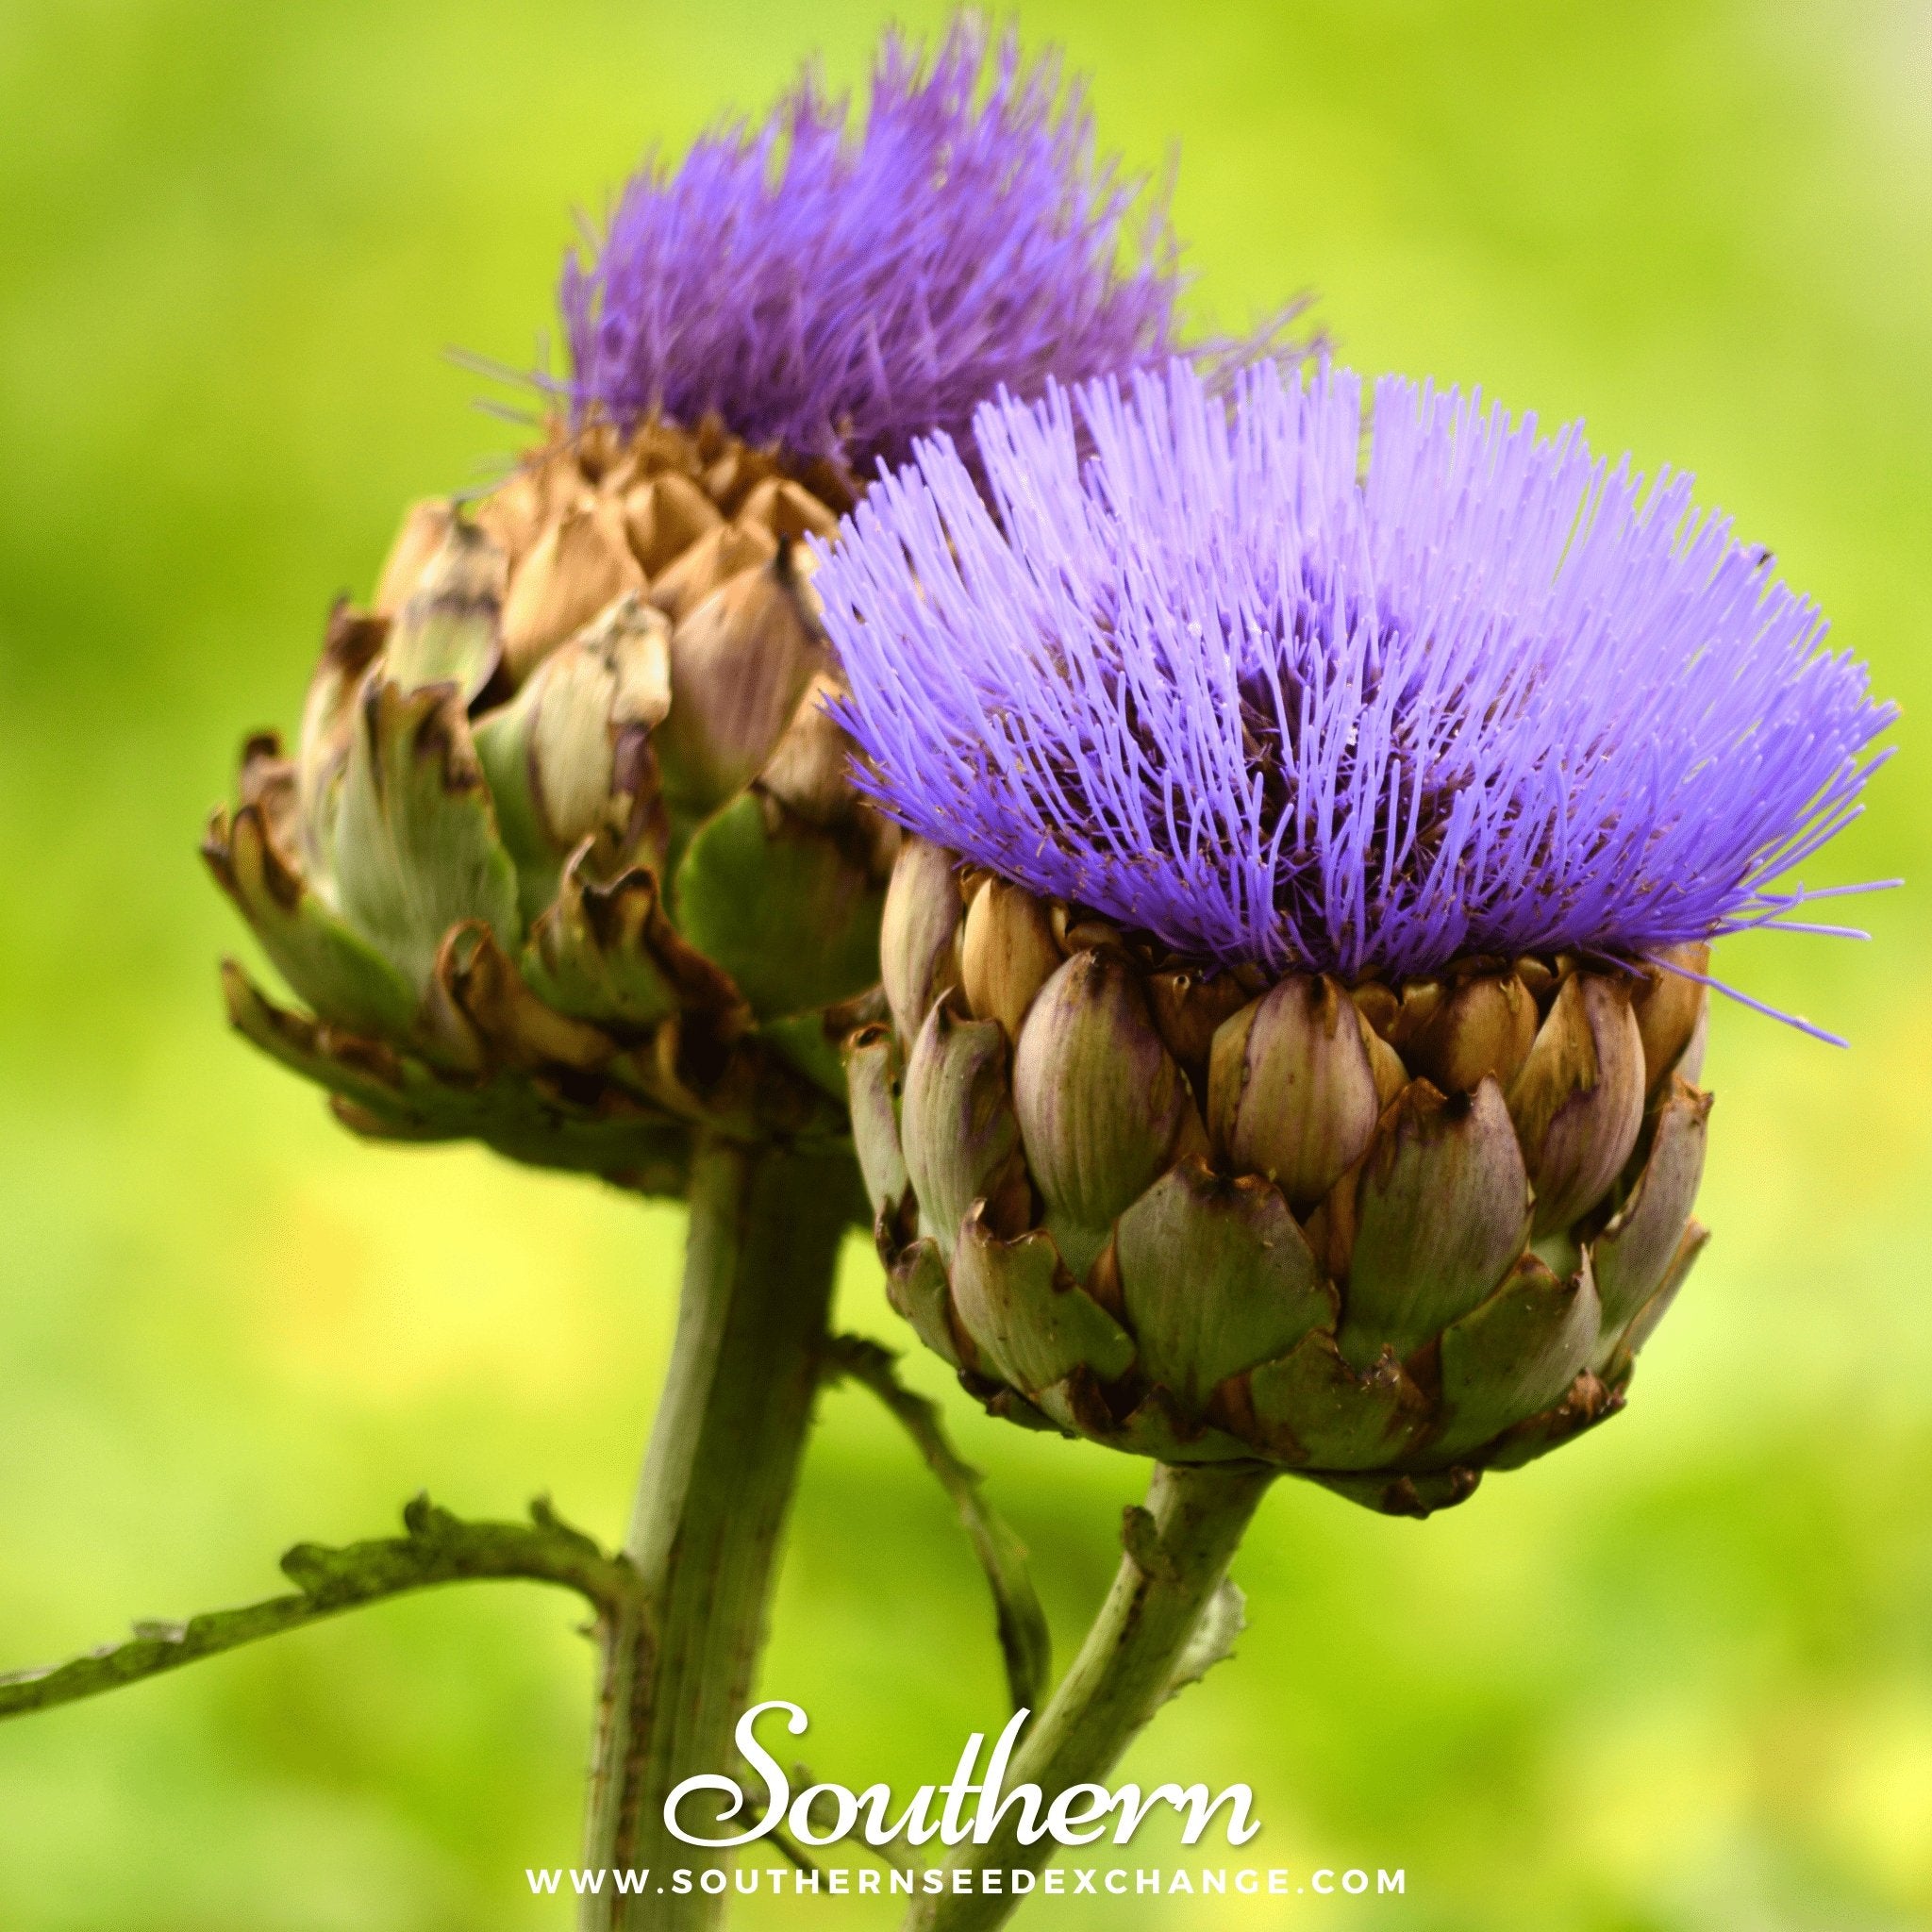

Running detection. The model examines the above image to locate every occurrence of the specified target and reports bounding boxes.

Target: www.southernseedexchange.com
[525,1866,1407,1901]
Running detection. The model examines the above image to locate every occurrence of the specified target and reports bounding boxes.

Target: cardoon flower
[823,359,1892,1516]
[204,21,1187,1187]
[561,17,1179,478]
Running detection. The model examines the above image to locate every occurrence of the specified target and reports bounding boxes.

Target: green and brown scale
[850,839,1713,1516]
[206,420,894,1195]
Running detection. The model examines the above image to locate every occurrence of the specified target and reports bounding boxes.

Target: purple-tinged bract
[560,20,1180,476]
[820,359,1894,985]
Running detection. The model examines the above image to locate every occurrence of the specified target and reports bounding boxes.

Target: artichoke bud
[864,844,1717,1516]
[208,420,874,1192]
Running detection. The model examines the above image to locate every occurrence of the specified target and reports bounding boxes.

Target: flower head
[560,19,1181,476]
[820,359,1893,991]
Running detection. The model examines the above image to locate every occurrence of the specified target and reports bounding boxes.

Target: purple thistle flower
[559,18,1181,475]
[819,359,1895,1003]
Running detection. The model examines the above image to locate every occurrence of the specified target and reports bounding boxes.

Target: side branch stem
[0,1495,630,1723]
[821,1335,1050,1720]
[906,1461,1274,1932]
[580,1134,852,1931]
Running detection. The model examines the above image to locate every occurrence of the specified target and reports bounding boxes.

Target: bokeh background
[2,2,1927,1926]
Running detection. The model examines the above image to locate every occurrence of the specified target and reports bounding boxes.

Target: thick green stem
[906,1461,1274,1932]
[580,1135,852,1931]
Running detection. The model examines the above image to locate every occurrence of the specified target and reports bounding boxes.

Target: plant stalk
[905,1461,1274,1932]
[580,1134,853,1930]
[0,1495,633,1723]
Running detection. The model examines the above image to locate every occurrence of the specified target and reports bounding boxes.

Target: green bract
[852,841,1713,1516]
[207,421,893,1193]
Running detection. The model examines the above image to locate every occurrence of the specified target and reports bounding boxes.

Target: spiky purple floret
[559,20,1179,476]
[820,359,1894,986]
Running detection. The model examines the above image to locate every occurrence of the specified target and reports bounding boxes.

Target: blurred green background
[1,2,1927,1926]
